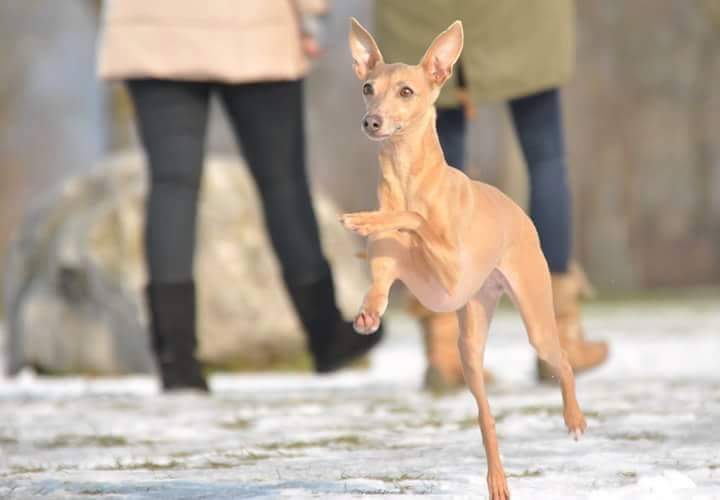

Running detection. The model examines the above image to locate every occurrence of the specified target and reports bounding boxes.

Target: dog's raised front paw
[340,212,383,237]
[353,310,381,335]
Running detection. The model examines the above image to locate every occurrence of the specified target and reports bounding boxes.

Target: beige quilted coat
[97,0,327,82]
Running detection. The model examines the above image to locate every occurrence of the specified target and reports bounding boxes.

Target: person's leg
[218,80,328,284]
[508,88,570,273]
[217,80,381,372]
[436,107,467,171]
[127,79,211,390]
[508,88,607,380]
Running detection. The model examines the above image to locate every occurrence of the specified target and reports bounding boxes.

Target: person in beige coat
[97,0,382,391]
[375,0,608,390]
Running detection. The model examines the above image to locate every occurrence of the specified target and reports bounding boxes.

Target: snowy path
[1,300,719,499]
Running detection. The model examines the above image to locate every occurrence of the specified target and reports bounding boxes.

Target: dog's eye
[399,87,414,98]
[362,83,374,96]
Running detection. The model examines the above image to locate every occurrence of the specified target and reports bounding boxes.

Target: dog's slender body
[343,19,587,500]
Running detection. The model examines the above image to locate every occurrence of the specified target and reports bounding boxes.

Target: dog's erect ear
[349,17,384,80]
[420,21,464,86]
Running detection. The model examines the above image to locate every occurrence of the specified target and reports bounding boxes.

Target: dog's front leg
[353,232,403,334]
[341,210,459,294]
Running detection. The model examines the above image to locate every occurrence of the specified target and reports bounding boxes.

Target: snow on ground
[1,298,719,499]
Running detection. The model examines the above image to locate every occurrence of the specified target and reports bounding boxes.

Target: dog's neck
[378,107,447,190]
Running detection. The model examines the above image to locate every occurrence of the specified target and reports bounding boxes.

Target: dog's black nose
[363,114,383,132]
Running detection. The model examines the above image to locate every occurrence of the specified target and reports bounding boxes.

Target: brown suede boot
[537,262,609,382]
[408,298,492,393]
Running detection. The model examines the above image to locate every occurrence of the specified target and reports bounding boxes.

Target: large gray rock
[3,152,369,376]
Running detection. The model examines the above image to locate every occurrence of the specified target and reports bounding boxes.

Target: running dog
[341,18,587,500]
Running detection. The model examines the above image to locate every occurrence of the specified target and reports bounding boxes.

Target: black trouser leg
[127,79,210,283]
[218,80,329,286]
[219,80,382,371]
[127,79,210,390]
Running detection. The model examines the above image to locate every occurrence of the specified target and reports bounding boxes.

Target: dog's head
[349,18,464,141]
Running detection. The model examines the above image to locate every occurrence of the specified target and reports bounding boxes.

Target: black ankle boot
[286,274,384,373]
[145,281,208,392]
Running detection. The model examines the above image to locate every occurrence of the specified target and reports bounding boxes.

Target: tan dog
[341,19,587,500]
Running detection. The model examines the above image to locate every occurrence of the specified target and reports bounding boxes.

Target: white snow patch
[1,302,720,499]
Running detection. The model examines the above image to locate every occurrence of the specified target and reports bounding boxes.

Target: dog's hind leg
[498,244,587,439]
[457,281,507,500]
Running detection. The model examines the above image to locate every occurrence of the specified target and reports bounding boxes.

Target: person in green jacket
[375,0,609,388]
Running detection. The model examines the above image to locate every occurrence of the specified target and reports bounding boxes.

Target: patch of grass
[98,458,184,471]
[389,473,428,482]
[10,465,46,474]
[365,399,415,415]
[344,472,430,483]
[384,442,414,451]
[225,450,273,462]
[261,434,368,451]
[41,434,129,449]
[457,416,478,429]
[78,489,106,495]
[124,459,184,471]
[219,417,253,430]
[106,401,142,411]
[508,469,543,478]
[204,351,314,374]
[204,350,370,374]
[400,416,445,430]
[0,435,18,446]
[619,471,638,479]
[106,450,270,471]
[386,405,414,414]
[608,431,666,442]
[203,460,236,469]
[342,472,434,494]
[514,405,563,417]
[327,435,367,447]
[390,409,447,430]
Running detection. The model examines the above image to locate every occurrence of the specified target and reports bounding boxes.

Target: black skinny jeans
[127,79,330,286]
[436,89,571,273]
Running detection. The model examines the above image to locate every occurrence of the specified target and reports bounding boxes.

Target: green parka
[375,0,576,107]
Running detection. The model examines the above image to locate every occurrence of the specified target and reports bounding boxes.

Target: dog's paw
[340,212,382,237]
[353,310,381,335]
[564,407,587,441]
[487,468,510,500]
